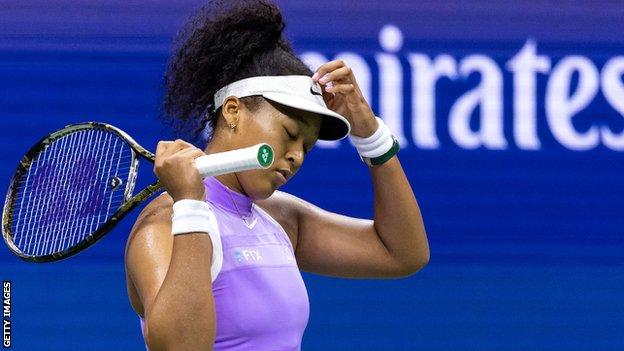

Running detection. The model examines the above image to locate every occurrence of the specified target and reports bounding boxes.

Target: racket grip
[194,143,274,178]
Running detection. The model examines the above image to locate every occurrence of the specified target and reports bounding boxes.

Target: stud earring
[228,123,237,130]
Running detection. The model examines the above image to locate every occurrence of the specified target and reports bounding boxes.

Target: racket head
[2,122,149,262]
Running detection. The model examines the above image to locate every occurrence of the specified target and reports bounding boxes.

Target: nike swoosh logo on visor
[310,86,323,96]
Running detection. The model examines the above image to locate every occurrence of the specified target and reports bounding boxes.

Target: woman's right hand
[154,139,206,202]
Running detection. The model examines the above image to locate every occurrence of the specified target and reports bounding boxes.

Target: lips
[274,169,292,186]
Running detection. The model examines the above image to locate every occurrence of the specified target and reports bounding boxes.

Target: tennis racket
[2,122,274,263]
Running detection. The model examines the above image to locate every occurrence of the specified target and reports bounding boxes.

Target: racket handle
[194,143,274,178]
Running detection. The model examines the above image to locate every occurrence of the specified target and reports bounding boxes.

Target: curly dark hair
[162,0,313,146]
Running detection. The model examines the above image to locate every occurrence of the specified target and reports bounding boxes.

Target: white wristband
[349,117,394,158]
[171,199,223,282]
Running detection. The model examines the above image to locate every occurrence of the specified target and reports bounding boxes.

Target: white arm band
[349,117,394,158]
[171,199,223,282]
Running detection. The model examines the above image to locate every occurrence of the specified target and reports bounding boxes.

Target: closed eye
[283,125,312,154]
[283,126,297,140]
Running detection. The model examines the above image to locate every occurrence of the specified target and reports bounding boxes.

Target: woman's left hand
[312,60,378,138]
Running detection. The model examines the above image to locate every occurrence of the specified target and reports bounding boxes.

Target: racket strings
[18,130,95,254]
[13,160,134,195]
[15,129,95,254]
[10,129,135,256]
[19,132,123,254]
[13,135,132,190]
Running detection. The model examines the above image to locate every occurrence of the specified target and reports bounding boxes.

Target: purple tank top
[139,177,310,350]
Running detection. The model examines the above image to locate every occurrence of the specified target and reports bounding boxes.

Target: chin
[239,170,279,200]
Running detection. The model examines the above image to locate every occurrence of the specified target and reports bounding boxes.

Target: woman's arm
[259,60,429,278]
[368,155,429,274]
[125,140,217,351]
[260,155,428,279]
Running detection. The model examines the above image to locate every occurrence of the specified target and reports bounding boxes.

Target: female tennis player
[124,1,429,350]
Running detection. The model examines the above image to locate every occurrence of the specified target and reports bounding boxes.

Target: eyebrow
[296,115,310,127]
[287,106,311,125]
[275,104,321,140]
[272,101,315,128]
[289,114,320,145]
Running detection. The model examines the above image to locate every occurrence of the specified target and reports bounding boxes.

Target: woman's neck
[204,141,247,196]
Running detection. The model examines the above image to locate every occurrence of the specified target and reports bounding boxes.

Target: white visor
[214,75,351,141]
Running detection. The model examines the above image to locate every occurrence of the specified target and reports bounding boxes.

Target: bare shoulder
[255,190,315,252]
[124,193,175,317]
[125,193,174,255]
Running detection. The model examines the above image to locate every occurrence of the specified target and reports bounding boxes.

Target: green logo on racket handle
[257,144,274,168]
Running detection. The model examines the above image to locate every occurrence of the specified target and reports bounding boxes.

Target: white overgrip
[194,143,274,178]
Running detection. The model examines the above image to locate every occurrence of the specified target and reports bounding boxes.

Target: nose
[285,149,304,169]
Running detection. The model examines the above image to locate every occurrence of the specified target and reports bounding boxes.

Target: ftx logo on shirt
[233,250,263,263]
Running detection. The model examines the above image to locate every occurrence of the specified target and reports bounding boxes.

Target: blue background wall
[1,1,623,350]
